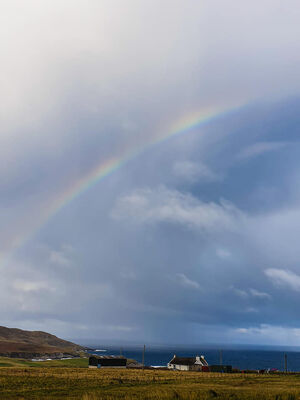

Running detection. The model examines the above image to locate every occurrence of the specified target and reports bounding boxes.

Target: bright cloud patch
[265,268,300,292]
[175,273,200,290]
[234,325,300,345]
[12,280,54,293]
[231,287,271,300]
[113,187,244,232]
[173,161,219,183]
[249,289,271,299]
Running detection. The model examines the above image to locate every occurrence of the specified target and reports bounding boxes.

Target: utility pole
[219,349,223,366]
[284,353,287,373]
[142,344,145,370]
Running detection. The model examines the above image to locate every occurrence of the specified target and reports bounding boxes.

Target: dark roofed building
[89,355,127,369]
[168,354,209,371]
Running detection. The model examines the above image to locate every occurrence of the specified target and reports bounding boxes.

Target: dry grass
[0,367,300,400]
[0,366,300,399]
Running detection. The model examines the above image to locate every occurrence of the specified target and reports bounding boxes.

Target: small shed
[209,365,232,373]
[168,354,209,371]
[89,355,127,368]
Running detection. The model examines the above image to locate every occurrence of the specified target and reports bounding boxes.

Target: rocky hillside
[0,326,85,359]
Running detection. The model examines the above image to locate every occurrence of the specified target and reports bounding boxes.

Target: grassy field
[0,358,300,400]
[1,360,300,400]
[0,356,88,368]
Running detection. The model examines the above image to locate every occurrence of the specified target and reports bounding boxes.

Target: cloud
[47,244,75,268]
[175,273,200,290]
[103,325,136,333]
[113,186,244,232]
[265,268,300,292]
[245,307,258,313]
[231,287,249,299]
[119,270,137,280]
[236,328,248,334]
[249,288,271,299]
[12,280,55,293]
[49,250,71,268]
[237,142,288,160]
[216,248,231,259]
[173,161,220,183]
[1,1,300,344]
[233,324,300,345]
[231,287,271,300]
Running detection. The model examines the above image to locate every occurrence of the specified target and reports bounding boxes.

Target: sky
[1,0,300,346]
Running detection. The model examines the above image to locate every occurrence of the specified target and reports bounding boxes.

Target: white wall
[168,363,190,371]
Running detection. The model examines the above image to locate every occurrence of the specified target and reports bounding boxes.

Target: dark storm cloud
[1,1,300,345]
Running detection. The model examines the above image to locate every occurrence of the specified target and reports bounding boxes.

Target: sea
[87,345,300,372]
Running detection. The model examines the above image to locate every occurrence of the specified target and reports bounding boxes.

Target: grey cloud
[2,1,300,345]
[216,248,231,259]
[231,287,249,299]
[4,99,300,344]
[248,207,300,266]
[48,244,75,268]
[237,142,288,160]
[231,287,271,300]
[175,273,201,290]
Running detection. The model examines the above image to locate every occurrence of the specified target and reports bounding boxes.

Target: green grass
[0,356,88,368]
[0,364,300,399]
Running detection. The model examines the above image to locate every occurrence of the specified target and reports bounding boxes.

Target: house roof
[169,356,196,366]
[197,356,208,366]
[90,355,126,360]
[89,355,127,366]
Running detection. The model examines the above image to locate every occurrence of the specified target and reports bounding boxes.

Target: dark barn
[88,355,127,368]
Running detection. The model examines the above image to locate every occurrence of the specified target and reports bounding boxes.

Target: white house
[168,354,209,371]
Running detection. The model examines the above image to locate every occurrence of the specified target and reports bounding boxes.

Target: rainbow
[4,103,242,261]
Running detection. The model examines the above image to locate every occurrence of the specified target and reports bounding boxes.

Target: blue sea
[87,346,300,372]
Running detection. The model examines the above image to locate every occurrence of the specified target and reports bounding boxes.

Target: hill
[0,326,85,359]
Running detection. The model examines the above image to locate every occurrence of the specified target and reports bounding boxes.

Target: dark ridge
[0,326,85,359]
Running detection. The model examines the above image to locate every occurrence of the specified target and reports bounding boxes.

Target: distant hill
[0,326,85,359]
